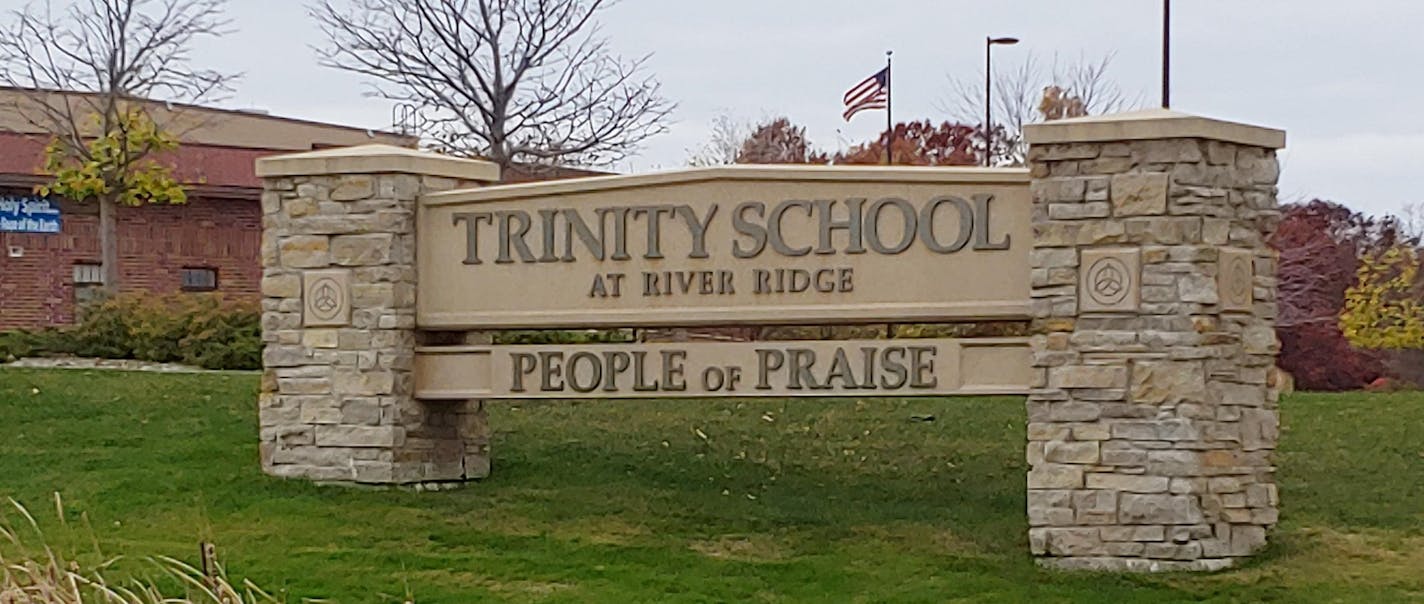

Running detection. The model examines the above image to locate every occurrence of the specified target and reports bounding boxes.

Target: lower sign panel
[414,338,1030,399]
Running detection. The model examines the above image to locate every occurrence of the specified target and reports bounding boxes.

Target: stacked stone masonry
[1026,137,1282,572]
[258,171,491,485]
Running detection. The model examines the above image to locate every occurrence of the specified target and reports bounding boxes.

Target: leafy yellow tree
[39,107,187,207]
[1341,245,1424,349]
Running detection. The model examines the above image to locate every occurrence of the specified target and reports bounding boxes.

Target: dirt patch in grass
[688,534,790,561]
[848,522,991,558]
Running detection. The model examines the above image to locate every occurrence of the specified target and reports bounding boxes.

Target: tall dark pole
[885,50,893,165]
[1162,0,1171,108]
[984,37,991,167]
[983,37,1019,167]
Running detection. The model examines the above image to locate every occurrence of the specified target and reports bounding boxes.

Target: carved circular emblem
[308,278,344,321]
[1087,257,1130,306]
[1226,256,1252,305]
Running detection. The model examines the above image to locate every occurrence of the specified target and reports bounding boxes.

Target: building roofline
[0,85,416,143]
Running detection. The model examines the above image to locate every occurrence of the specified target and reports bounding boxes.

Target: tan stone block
[1111,173,1169,216]
[1072,423,1111,440]
[1040,528,1105,556]
[1125,217,1203,245]
[314,425,402,448]
[1086,473,1170,493]
[1026,442,1045,465]
[1137,140,1204,164]
[285,197,318,218]
[277,378,331,395]
[1241,408,1278,451]
[1031,248,1079,269]
[260,234,279,267]
[341,397,383,426]
[334,370,396,396]
[1077,222,1127,245]
[302,329,340,349]
[299,401,341,424]
[1051,365,1128,389]
[1246,484,1277,508]
[1147,450,1203,476]
[1074,492,1119,525]
[1036,143,1102,161]
[1028,464,1085,489]
[1119,494,1204,525]
[1102,525,1166,542]
[1029,490,1073,509]
[261,191,283,214]
[331,234,396,266]
[1048,202,1111,220]
[1131,360,1207,404]
[262,274,302,298]
[1252,508,1279,525]
[1178,273,1219,304]
[1029,506,1076,526]
[1100,446,1148,467]
[1045,441,1100,464]
[1081,157,1135,175]
[280,236,330,268]
[1203,219,1231,245]
[1027,422,1072,441]
[353,461,395,483]
[331,175,376,201]
[267,464,354,482]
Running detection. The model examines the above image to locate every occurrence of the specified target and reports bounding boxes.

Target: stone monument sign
[255,109,1285,572]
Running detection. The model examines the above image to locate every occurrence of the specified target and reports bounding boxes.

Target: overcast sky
[9,0,1419,217]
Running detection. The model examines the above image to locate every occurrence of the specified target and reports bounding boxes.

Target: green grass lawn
[0,368,1421,602]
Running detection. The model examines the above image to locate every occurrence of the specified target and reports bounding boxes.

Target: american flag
[842,66,889,121]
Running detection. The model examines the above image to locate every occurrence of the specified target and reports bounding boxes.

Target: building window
[72,263,105,307]
[73,263,104,285]
[181,267,219,292]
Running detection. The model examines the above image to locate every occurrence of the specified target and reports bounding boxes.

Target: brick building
[0,88,417,330]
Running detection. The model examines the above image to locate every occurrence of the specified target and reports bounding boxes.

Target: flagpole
[884,50,893,165]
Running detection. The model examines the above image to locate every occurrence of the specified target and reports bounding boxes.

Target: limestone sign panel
[414,337,1030,400]
[417,166,1031,328]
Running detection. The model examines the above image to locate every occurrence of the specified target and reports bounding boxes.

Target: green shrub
[0,331,33,361]
[2,292,261,370]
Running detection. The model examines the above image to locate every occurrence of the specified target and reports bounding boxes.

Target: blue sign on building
[0,195,62,234]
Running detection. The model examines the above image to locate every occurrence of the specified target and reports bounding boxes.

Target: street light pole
[984,36,1019,167]
[1162,0,1171,108]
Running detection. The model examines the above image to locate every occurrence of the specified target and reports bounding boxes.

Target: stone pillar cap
[256,144,501,182]
[1024,108,1285,149]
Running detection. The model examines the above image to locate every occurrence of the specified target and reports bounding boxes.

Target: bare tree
[1401,202,1424,242]
[939,51,1135,166]
[685,111,751,167]
[312,0,673,169]
[0,0,237,289]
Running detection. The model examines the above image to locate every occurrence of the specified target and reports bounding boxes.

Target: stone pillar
[1022,110,1285,571]
[254,145,499,485]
